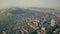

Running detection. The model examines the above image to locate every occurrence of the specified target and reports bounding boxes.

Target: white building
[50,18,56,27]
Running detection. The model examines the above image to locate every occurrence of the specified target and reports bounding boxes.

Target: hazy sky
[0,0,60,9]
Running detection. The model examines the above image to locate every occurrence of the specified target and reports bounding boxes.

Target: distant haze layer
[0,0,60,9]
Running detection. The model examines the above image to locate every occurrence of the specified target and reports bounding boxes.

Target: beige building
[50,18,56,27]
[55,13,60,18]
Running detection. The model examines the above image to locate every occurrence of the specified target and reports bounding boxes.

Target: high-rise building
[50,18,56,27]
[42,16,46,22]
[2,31,6,34]
[33,19,40,28]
